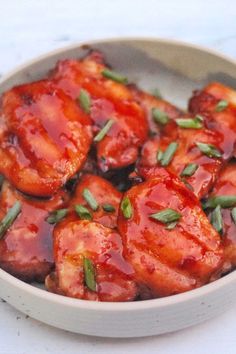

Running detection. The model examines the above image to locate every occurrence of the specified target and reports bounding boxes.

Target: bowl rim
[0,36,236,312]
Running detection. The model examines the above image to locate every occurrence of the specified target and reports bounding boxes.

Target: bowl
[0,38,236,338]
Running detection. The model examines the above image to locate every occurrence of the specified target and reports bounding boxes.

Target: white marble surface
[1,0,236,353]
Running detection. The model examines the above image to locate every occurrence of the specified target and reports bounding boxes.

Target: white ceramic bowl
[0,38,236,338]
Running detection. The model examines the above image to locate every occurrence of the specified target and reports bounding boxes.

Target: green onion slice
[181,177,194,191]
[121,196,133,219]
[150,208,181,224]
[151,88,162,99]
[0,201,21,240]
[46,208,68,224]
[176,116,203,129]
[82,188,99,211]
[160,142,178,166]
[231,207,236,224]
[196,142,222,158]
[215,99,228,112]
[102,69,128,84]
[78,89,91,114]
[211,205,223,235]
[94,119,114,143]
[152,108,169,125]
[75,204,92,220]
[83,257,97,292]
[180,163,199,177]
[203,195,236,209]
[165,221,178,230]
[102,204,115,212]
[156,149,163,162]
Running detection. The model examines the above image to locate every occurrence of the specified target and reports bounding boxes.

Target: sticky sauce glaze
[46,220,137,301]
[139,123,224,199]
[189,82,236,159]
[69,173,122,228]
[52,51,148,171]
[118,167,223,298]
[0,181,68,282]
[208,161,236,268]
[1,80,92,196]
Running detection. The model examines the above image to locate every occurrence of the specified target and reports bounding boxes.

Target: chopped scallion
[165,220,178,230]
[78,89,91,114]
[150,208,181,224]
[151,88,162,99]
[0,201,21,240]
[156,149,163,162]
[83,257,96,292]
[181,177,194,191]
[203,195,236,209]
[180,163,199,177]
[102,204,115,212]
[82,188,99,211]
[46,208,68,224]
[121,196,133,219]
[196,142,222,158]
[102,69,128,84]
[215,100,228,112]
[75,204,92,220]
[211,205,223,235]
[94,119,114,142]
[160,142,178,166]
[176,116,203,129]
[152,108,169,125]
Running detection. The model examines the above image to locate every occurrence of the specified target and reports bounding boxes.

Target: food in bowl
[0,49,236,302]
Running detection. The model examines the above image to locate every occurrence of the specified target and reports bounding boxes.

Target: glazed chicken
[68,173,122,229]
[139,121,224,199]
[118,167,223,298]
[46,220,137,301]
[0,48,235,302]
[206,161,236,270]
[136,87,235,199]
[189,82,236,159]
[51,51,149,171]
[0,180,68,282]
[130,85,183,135]
[0,80,92,196]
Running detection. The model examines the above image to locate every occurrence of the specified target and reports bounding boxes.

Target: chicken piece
[52,51,148,171]
[207,161,236,269]
[0,80,92,196]
[189,82,236,159]
[118,167,223,299]
[129,85,183,135]
[139,121,224,199]
[52,50,137,103]
[46,220,137,301]
[0,180,68,282]
[69,174,122,228]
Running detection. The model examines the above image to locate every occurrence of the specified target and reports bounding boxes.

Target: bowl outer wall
[0,38,236,337]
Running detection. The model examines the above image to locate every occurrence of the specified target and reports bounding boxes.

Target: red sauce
[1,80,92,196]
[207,161,236,268]
[0,180,68,282]
[139,123,224,199]
[68,173,122,229]
[1,52,236,302]
[118,167,223,298]
[46,220,137,302]
[189,82,236,159]
[52,52,148,171]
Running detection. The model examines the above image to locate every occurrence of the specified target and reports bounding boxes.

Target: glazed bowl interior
[0,38,236,338]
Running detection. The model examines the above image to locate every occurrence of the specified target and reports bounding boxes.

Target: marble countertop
[1,0,236,353]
